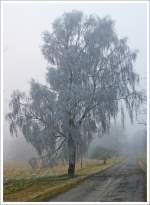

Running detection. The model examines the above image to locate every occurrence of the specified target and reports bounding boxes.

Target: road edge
[31,158,124,202]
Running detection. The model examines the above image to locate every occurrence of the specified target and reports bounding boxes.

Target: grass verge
[4,157,122,202]
[138,155,147,201]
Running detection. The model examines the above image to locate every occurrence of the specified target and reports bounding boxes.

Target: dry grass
[4,160,33,179]
[138,154,147,201]
[4,159,105,179]
[138,154,147,173]
[4,157,122,202]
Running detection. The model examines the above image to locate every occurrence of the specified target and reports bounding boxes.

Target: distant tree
[28,158,39,170]
[6,11,142,176]
[137,89,147,126]
[89,145,118,164]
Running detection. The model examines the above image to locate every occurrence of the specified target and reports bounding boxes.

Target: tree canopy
[6,11,142,176]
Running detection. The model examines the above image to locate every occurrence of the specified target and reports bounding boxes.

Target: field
[138,154,147,172]
[4,157,121,202]
[138,153,147,200]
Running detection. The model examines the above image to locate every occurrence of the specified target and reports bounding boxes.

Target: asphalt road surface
[49,158,146,202]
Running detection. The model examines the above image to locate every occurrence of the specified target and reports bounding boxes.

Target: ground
[49,157,146,202]
[4,158,120,202]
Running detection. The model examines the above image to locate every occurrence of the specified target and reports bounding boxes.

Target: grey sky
[3,2,147,160]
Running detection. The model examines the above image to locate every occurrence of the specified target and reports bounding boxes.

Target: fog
[3,2,147,161]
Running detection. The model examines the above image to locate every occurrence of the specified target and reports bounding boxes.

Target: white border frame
[1,1,149,204]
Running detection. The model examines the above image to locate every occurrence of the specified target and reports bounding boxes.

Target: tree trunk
[68,134,76,177]
[80,149,83,168]
[80,156,83,168]
[104,159,106,164]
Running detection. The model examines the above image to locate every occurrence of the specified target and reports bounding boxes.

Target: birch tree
[6,11,142,176]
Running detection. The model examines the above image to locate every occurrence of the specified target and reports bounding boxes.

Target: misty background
[3,2,147,161]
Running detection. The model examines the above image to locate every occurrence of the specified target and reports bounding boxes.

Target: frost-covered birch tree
[6,11,142,176]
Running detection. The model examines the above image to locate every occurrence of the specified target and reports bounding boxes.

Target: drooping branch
[6,11,142,166]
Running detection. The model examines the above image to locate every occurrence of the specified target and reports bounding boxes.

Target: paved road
[49,158,145,202]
